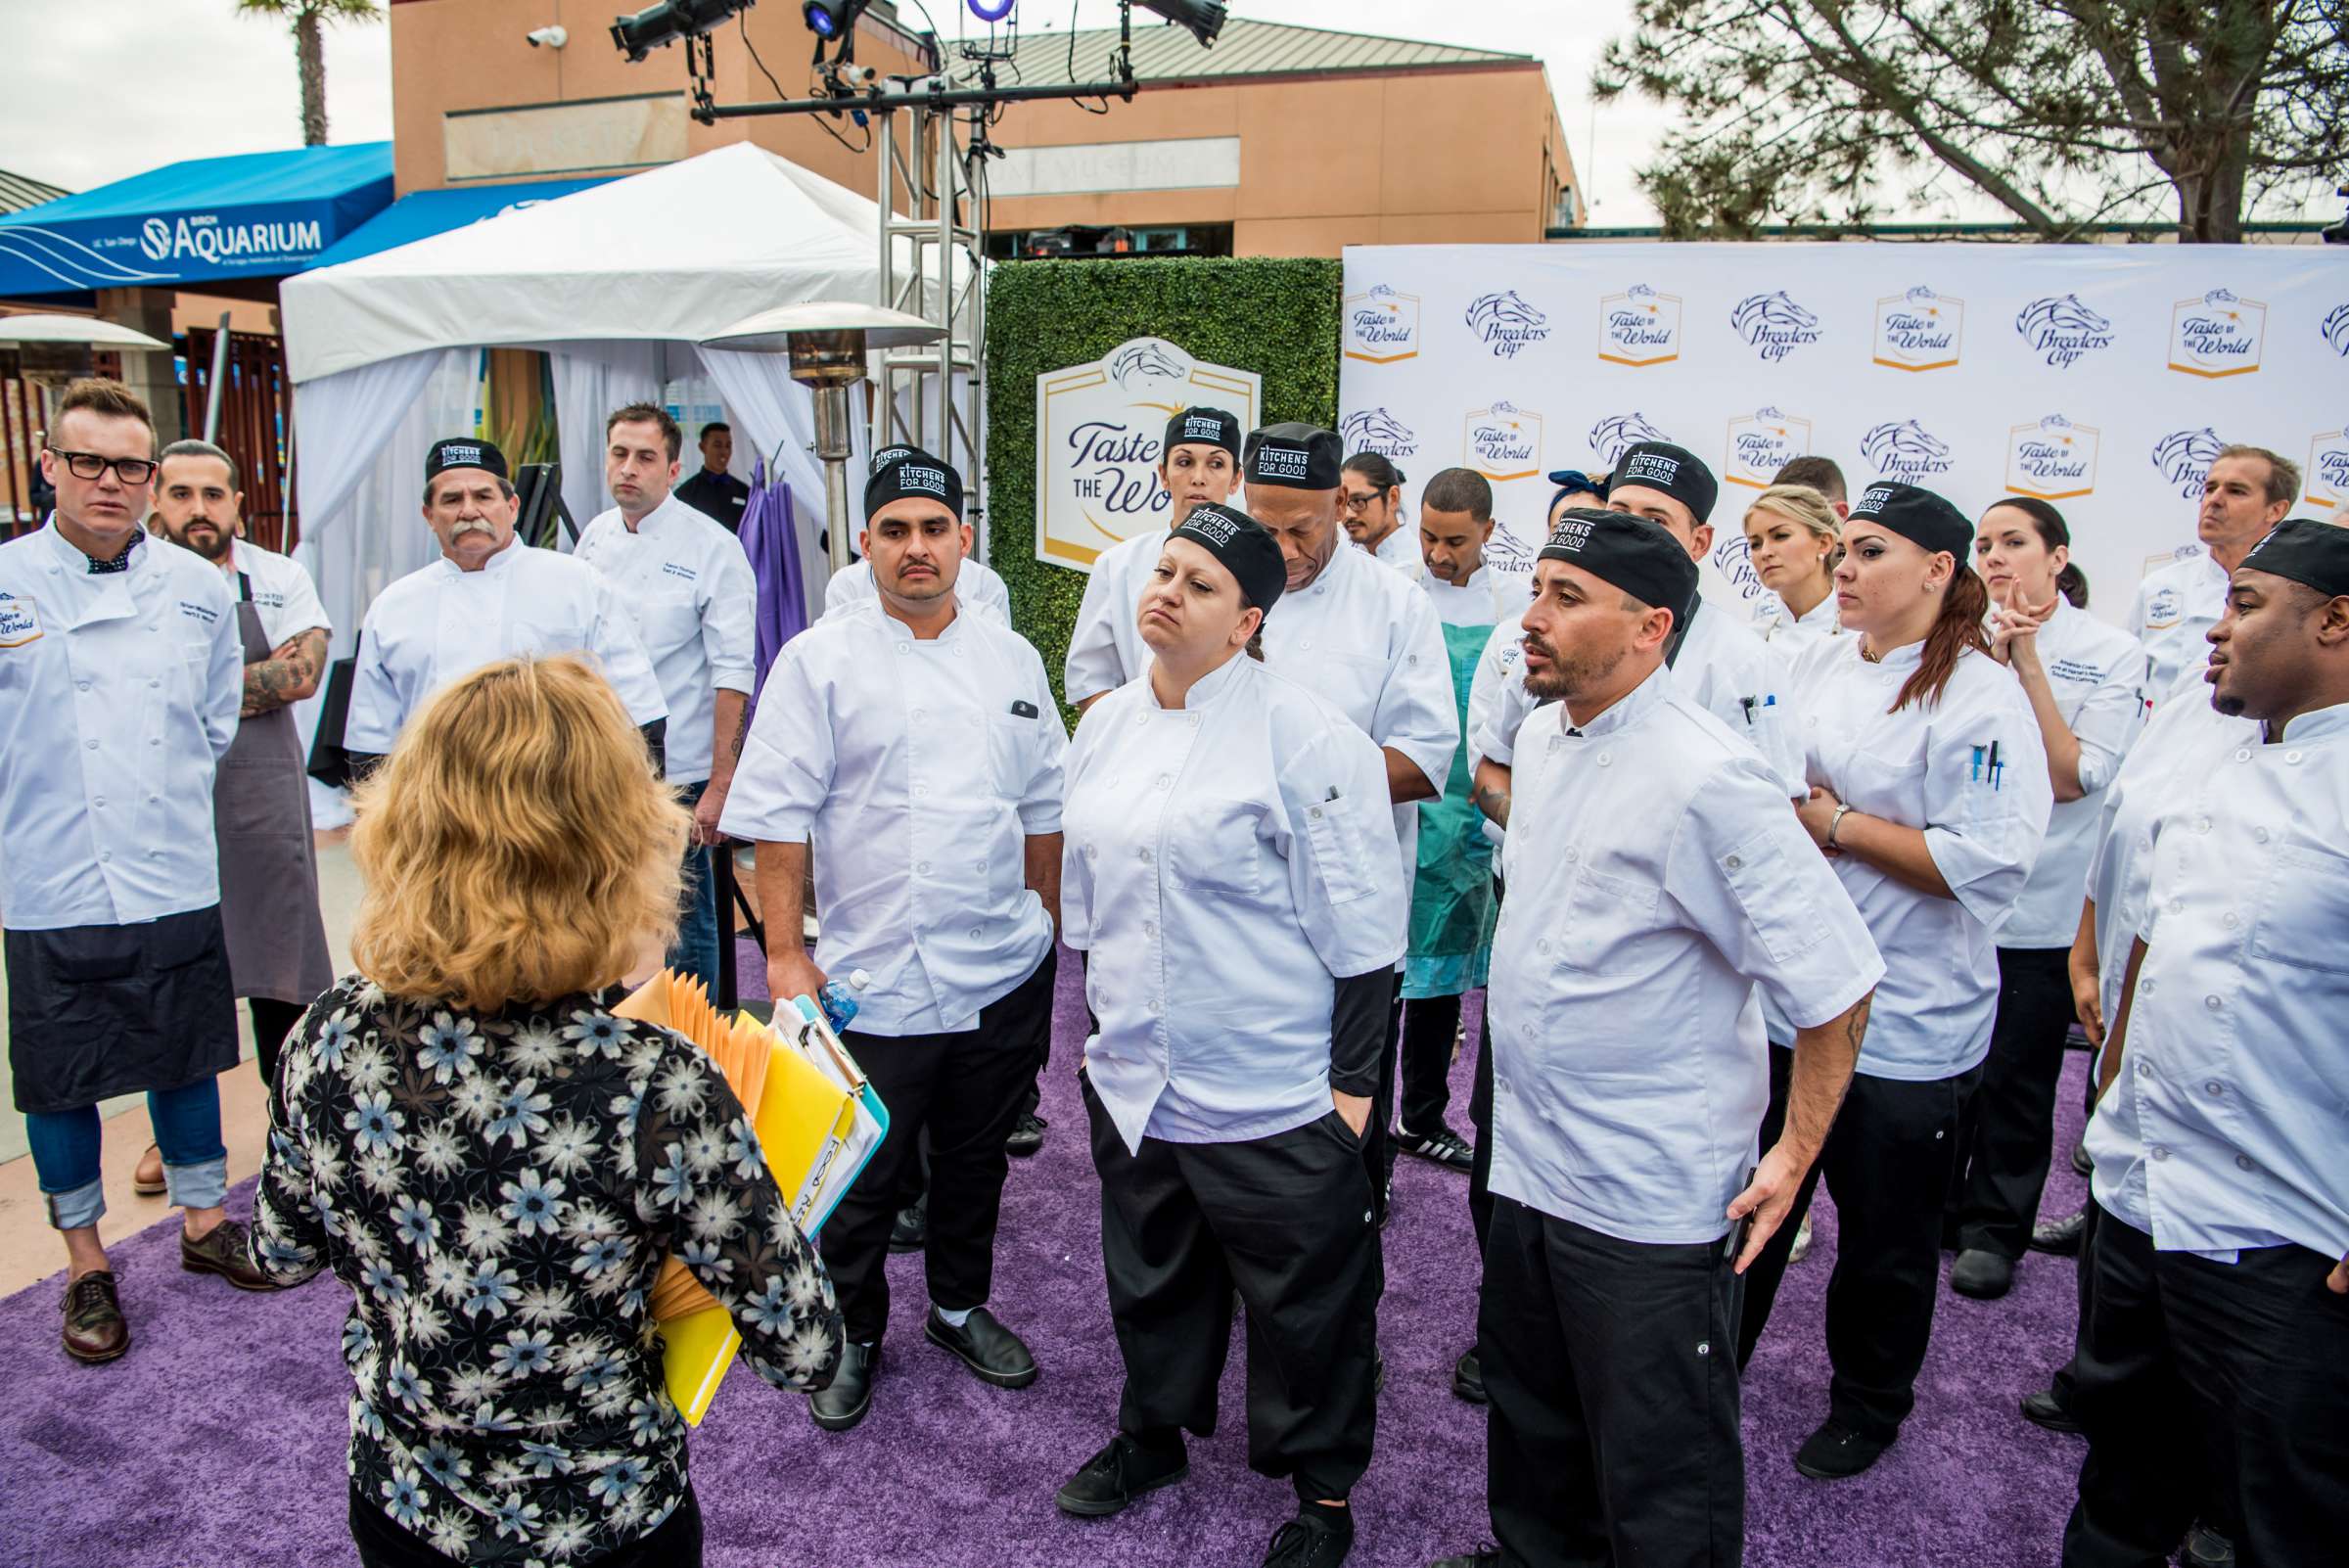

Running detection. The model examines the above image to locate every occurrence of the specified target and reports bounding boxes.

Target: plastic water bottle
[817,970,871,1034]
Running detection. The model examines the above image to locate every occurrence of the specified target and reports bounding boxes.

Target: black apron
[215,575,335,1003]
[6,905,241,1114]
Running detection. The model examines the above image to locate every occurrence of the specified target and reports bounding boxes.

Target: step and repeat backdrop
[1337,243,2348,623]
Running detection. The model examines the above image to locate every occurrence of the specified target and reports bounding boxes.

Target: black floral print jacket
[253,974,844,1566]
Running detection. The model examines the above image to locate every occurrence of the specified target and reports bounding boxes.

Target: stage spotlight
[611,0,754,61]
[1134,0,1225,46]
[802,0,871,39]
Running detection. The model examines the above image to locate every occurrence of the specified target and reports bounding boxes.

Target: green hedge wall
[984,256,1342,717]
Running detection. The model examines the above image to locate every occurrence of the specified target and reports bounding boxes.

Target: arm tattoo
[1841,993,1872,1054]
[241,628,330,716]
[1472,780,1511,828]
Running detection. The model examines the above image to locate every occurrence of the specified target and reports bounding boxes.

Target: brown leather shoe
[132,1143,166,1198]
[63,1270,129,1363]
[180,1219,283,1292]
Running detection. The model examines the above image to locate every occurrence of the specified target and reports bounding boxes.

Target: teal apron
[1403,617,1499,1000]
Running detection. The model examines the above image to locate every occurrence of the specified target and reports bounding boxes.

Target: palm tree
[234,0,383,147]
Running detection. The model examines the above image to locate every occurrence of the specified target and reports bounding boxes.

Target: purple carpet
[0,944,2095,1567]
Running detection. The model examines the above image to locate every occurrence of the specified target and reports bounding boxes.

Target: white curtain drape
[544,341,671,543]
[694,346,869,623]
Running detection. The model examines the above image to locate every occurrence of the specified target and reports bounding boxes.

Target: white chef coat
[1259,541,1458,912]
[823,555,1011,628]
[224,536,330,648]
[1488,667,1884,1243]
[345,538,668,756]
[2127,549,2229,705]
[1363,526,1420,576]
[2085,702,2349,1265]
[717,599,1064,1037]
[1062,529,1167,707]
[575,493,757,786]
[2082,692,2255,1036]
[1996,601,2147,948]
[1419,565,1514,628]
[1480,598,1806,797]
[1465,618,1529,852]
[1063,652,1405,1154]
[1788,636,2052,1079]
[1753,591,1842,653]
[0,525,242,930]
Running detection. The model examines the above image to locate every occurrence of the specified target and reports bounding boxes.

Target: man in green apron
[1396,469,1510,1174]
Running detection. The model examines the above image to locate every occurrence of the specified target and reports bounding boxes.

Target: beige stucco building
[385,1,1582,254]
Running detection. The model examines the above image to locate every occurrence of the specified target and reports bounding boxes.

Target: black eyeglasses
[45,447,158,484]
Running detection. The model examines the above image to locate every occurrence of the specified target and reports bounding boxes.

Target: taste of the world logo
[1463,400,1545,483]
[1872,286,1965,372]
[2148,427,2224,499]
[1729,292,1821,363]
[1597,283,1682,366]
[2004,414,2100,500]
[1340,406,1419,458]
[1344,284,1421,364]
[1464,290,1551,360]
[2014,295,2115,369]
[2167,289,2266,378]
[2305,419,2349,513]
[1724,406,1814,489]
[1589,410,1670,467]
[1861,418,1956,481]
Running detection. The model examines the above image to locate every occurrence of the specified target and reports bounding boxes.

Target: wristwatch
[1825,803,1854,848]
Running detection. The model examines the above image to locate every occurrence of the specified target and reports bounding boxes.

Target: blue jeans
[668,780,720,991]
[26,1077,227,1229]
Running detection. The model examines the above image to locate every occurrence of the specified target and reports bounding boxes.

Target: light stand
[699,300,945,575]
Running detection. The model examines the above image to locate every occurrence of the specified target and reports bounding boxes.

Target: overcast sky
[1,1,2326,227]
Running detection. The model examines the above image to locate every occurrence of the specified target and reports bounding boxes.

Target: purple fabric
[738,458,807,700]
[0,948,2096,1566]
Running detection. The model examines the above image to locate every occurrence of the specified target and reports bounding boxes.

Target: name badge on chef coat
[0,595,40,648]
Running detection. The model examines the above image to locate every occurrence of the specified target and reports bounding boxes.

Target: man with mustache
[142,439,336,1148]
[341,438,668,773]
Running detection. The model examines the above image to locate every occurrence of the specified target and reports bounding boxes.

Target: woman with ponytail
[1943,498,2146,1300]
[1732,482,2054,1482]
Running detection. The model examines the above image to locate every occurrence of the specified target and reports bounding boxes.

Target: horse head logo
[1485,528,1536,574]
[2015,294,2113,341]
[2149,428,2225,494]
[1465,291,1547,335]
[1589,411,1668,465]
[2323,303,2349,358]
[1107,341,1188,388]
[1861,420,1953,472]
[1730,291,1819,341]
[1340,406,1417,453]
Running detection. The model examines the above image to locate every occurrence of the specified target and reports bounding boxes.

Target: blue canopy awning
[306,176,611,270]
[0,143,392,297]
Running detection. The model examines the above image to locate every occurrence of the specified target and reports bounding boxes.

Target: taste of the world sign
[1035,337,1262,572]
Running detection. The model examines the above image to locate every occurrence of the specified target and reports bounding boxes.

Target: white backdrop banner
[1338,244,2348,622]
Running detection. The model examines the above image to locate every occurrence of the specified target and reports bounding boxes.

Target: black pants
[1399,992,1463,1137]
[350,1482,702,1567]
[1465,875,1504,1257]
[1084,1076,1380,1503]
[1481,1196,1743,1568]
[1735,1046,1979,1441]
[2062,1211,2349,1568]
[820,949,1056,1342]
[1359,973,1404,1221]
[250,994,310,1090]
[1948,946,2074,1259]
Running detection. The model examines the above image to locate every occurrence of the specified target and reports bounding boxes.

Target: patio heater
[700,301,944,575]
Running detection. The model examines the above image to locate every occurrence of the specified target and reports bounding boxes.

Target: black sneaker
[1793,1419,1889,1480]
[1005,1111,1048,1158]
[1950,1248,2016,1300]
[1263,1504,1354,1567]
[924,1305,1038,1388]
[1400,1126,1473,1174]
[889,1194,928,1254]
[808,1341,878,1432]
[1451,1348,1487,1405]
[2019,1386,2084,1436]
[2181,1523,2235,1568]
[1054,1433,1188,1518]
[2029,1206,2088,1256]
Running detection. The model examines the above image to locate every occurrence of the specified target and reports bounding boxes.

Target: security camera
[527,24,570,48]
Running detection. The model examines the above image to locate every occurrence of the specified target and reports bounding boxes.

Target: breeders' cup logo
[1485,527,1537,576]
[1464,401,1544,483]
[1589,411,1668,467]
[2167,289,2265,378]
[1035,336,1261,573]
[1597,283,1682,366]
[2005,414,2100,500]
[1872,286,1964,371]
[2324,303,2349,358]
[1340,406,1418,458]
[2304,420,2349,513]
[1466,290,1551,360]
[1729,292,1820,363]
[1861,419,1955,481]
[2149,428,2224,499]
[1724,406,1813,489]
[1344,284,1421,364]
[2014,295,2115,369]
